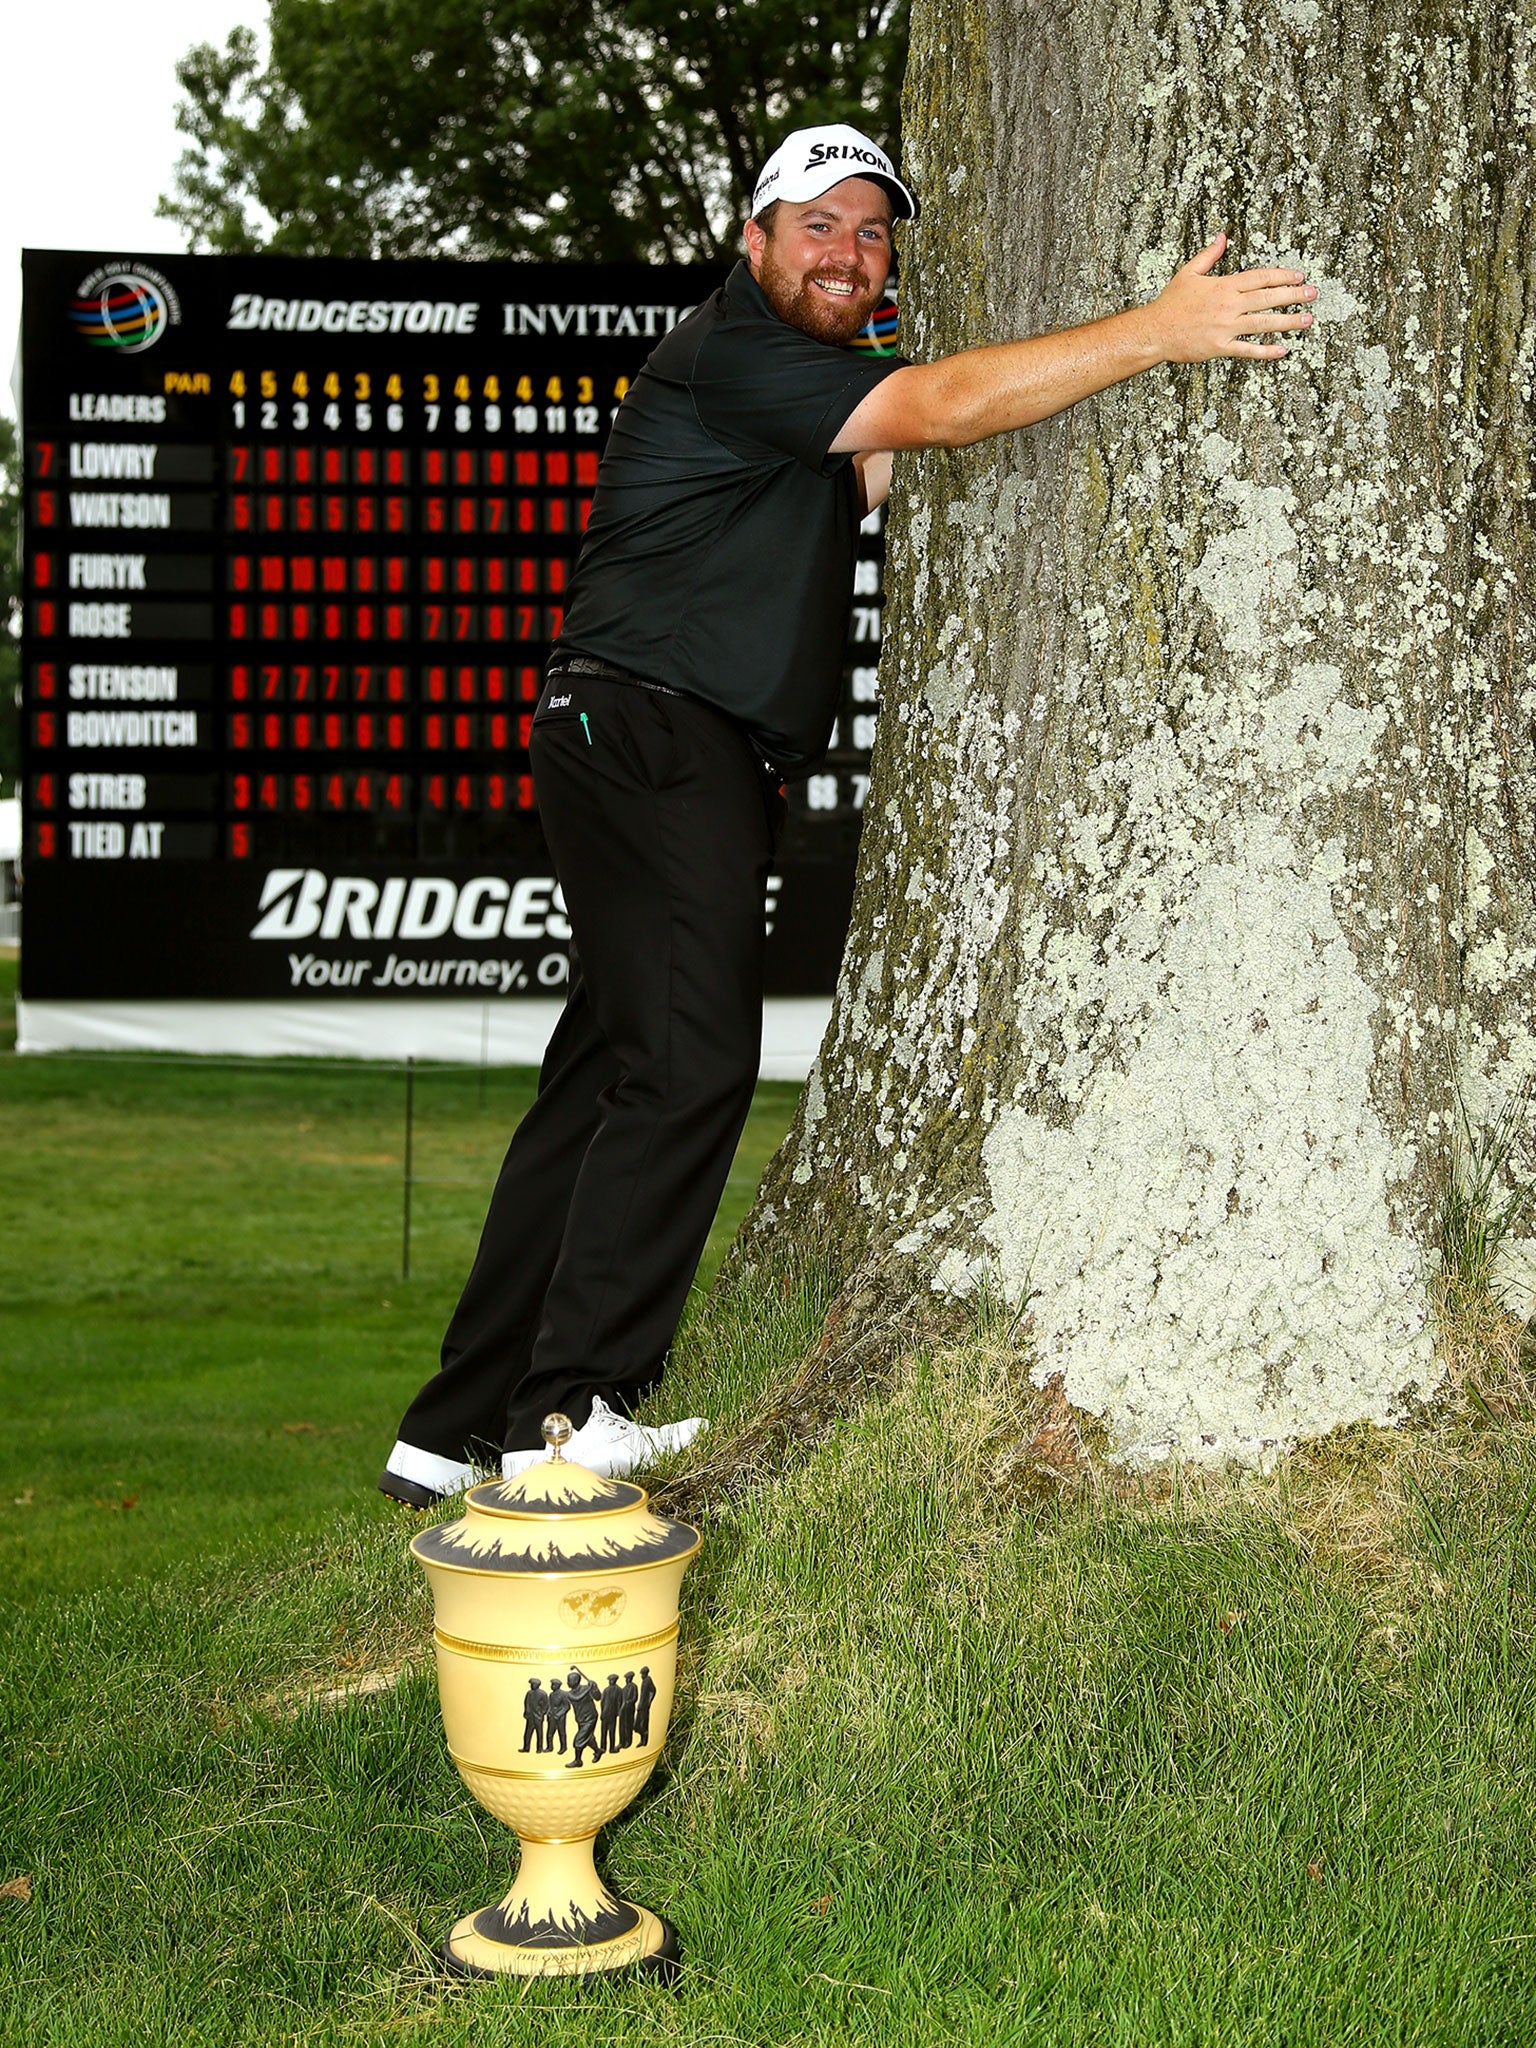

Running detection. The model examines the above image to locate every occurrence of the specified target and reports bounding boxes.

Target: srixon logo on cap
[805,142,888,170]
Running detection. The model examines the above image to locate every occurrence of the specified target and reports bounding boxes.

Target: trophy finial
[542,1413,574,1460]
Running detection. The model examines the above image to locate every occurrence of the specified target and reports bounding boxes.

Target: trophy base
[442,1904,680,1984]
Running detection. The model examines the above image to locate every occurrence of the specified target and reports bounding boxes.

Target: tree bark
[737,0,1536,1467]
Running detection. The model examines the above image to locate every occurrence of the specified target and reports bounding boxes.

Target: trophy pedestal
[441,1837,678,1980]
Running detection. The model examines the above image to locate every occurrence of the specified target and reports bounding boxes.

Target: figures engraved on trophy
[518,1665,660,1767]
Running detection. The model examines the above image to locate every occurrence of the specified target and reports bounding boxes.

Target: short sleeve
[692,319,908,475]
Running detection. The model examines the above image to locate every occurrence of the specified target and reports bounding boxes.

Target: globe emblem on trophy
[410,1414,701,1979]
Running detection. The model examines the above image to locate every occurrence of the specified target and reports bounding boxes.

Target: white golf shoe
[561,1397,708,1479]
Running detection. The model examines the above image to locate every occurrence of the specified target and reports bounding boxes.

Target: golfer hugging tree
[381,121,1315,1506]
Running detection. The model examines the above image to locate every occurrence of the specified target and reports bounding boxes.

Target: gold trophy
[410,1414,701,1980]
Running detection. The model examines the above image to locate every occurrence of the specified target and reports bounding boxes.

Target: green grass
[6,1336,1535,2045]
[4,955,1535,2042]
[0,966,798,1602]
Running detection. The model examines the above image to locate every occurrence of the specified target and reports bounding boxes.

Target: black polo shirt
[555,261,907,778]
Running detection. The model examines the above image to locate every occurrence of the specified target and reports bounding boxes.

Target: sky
[3,0,265,420]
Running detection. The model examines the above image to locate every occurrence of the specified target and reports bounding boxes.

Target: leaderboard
[20,251,891,1005]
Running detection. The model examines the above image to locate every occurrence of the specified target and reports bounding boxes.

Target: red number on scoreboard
[33,663,58,699]
[229,823,251,858]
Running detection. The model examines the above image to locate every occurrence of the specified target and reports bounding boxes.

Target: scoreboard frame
[17,250,887,1055]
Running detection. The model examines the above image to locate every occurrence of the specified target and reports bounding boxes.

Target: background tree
[159,0,908,262]
[734,0,1536,1470]
[0,419,20,797]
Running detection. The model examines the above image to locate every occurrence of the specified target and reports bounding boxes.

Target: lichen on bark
[734,0,1536,1469]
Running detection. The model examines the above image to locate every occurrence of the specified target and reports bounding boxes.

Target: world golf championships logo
[850,287,899,357]
[69,263,181,353]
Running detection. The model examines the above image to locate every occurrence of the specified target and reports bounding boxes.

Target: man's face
[747,177,894,345]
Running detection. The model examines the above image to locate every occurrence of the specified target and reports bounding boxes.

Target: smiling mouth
[811,276,860,298]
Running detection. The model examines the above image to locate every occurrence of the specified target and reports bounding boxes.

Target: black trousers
[392,672,781,1460]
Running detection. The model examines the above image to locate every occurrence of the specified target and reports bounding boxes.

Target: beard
[757,240,886,345]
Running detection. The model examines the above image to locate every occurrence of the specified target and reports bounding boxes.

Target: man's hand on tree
[1149,232,1316,363]
[832,233,1318,454]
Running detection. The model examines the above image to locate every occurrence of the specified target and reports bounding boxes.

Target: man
[545,1673,571,1755]
[599,1672,624,1755]
[520,1676,548,1755]
[379,123,1314,1507]
[565,1666,603,1769]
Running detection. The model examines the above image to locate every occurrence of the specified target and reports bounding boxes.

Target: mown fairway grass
[4,950,1534,2044]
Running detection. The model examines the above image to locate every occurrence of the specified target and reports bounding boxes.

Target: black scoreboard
[19,250,888,1011]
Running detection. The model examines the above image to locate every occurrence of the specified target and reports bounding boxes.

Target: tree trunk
[737,0,1536,1467]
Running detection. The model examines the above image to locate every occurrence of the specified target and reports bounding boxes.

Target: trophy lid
[410,1413,701,1578]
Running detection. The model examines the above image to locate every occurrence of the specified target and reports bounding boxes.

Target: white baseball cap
[750,123,917,222]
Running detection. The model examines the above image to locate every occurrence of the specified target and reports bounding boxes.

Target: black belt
[546,652,784,787]
[546,653,684,698]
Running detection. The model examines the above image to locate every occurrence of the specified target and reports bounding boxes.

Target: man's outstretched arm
[833,233,1317,457]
